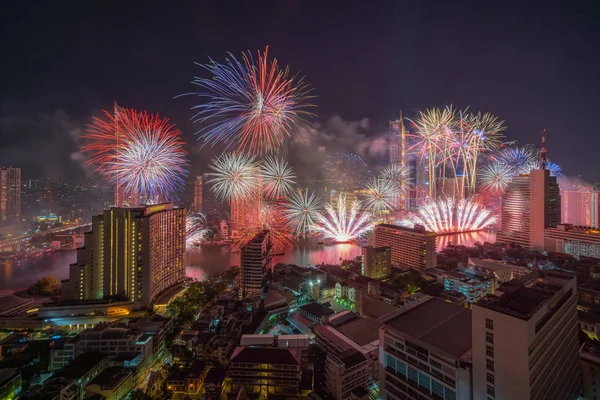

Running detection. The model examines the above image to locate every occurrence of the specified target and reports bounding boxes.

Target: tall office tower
[497,169,561,250]
[239,230,271,299]
[389,111,408,209]
[62,203,186,307]
[379,298,473,400]
[374,224,436,269]
[0,166,21,226]
[562,189,599,227]
[361,245,391,278]
[193,175,203,213]
[471,271,580,400]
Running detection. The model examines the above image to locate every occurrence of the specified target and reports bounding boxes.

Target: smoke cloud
[0,106,92,181]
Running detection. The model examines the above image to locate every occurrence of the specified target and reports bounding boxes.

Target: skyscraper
[471,271,580,400]
[193,175,203,213]
[374,224,436,269]
[239,230,271,299]
[0,166,20,226]
[62,203,186,307]
[497,169,561,250]
[562,189,599,227]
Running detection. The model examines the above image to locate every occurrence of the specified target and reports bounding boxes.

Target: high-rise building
[0,166,20,226]
[374,224,436,269]
[562,189,599,227]
[193,175,203,213]
[379,298,473,400]
[471,271,580,400]
[239,230,271,299]
[62,203,186,307]
[113,185,139,207]
[361,246,391,279]
[389,112,409,209]
[497,169,561,250]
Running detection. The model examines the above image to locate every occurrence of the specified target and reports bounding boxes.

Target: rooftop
[300,302,335,318]
[361,295,399,320]
[230,347,301,366]
[477,273,572,320]
[376,223,433,235]
[204,366,227,384]
[385,298,472,359]
[89,367,131,389]
[55,351,106,380]
[333,314,382,346]
[338,349,367,368]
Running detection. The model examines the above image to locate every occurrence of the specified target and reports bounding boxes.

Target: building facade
[545,224,600,259]
[0,166,20,227]
[62,203,186,307]
[497,169,561,250]
[239,231,271,299]
[362,246,391,279]
[379,299,473,400]
[562,189,599,228]
[374,224,437,269]
[471,272,580,400]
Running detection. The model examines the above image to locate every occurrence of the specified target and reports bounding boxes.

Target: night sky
[1,0,599,182]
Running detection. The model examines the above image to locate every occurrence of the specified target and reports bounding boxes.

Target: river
[0,231,496,290]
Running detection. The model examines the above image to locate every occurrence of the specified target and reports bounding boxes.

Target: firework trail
[284,189,322,238]
[401,197,496,234]
[478,162,513,196]
[206,152,259,202]
[407,106,505,197]
[186,212,210,251]
[315,194,373,242]
[185,46,314,154]
[323,153,371,187]
[363,177,398,212]
[261,156,297,199]
[83,108,188,203]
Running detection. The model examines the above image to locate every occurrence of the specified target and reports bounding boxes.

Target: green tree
[29,276,61,296]
[129,389,151,400]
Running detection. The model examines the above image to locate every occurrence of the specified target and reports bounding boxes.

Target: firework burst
[185,46,314,154]
[494,146,537,175]
[234,201,295,253]
[186,212,210,251]
[478,162,513,196]
[83,107,188,203]
[363,177,398,212]
[284,189,322,237]
[261,156,297,199]
[315,194,373,242]
[402,197,496,234]
[206,152,259,202]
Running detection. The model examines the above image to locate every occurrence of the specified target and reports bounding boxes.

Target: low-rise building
[545,224,600,259]
[379,298,473,400]
[165,361,207,399]
[315,312,380,400]
[581,342,600,400]
[0,368,21,400]
[85,367,135,400]
[229,346,303,398]
[466,258,530,281]
[44,352,108,400]
[299,302,335,323]
[425,267,497,304]
[362,246,391,279]
[203,366,227,400]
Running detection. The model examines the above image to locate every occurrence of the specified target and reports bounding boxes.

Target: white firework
[261,156,297,199]
[363,177,398,212]
[315,194,373,242]
[206,152,259,202]
[403,197,496,234]
[284,189,322,237]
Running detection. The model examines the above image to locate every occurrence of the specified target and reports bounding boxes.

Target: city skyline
[1,1,600,183]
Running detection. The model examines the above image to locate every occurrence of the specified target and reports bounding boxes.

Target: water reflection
[185,241,363,280]
[0,251,76,290]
